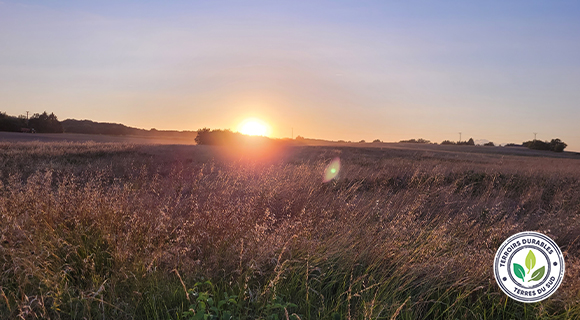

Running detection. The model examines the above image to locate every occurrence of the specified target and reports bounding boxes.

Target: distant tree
[195,128,274,146]
[505,143,522,147]
[549,139,567,152]
[337,140,346,143]
[28,111,63,133]
[456,138,475,146]
[295,135,305,141]
[372,139,381,143]
[440,140,456,145]
[484,142,495,146]
[194,128,212,145]
[0,112,27,132]
[359,140,366,143]
[194,127,282,149]
[523,140,550,151]
[523,138,567,152]
[399,138,430,144]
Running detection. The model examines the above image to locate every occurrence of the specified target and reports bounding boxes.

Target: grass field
[1,141,579,319]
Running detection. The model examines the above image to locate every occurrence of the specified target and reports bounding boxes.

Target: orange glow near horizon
[238,118,270,136]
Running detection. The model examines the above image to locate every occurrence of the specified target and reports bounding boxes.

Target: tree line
[398,137,567,152]
[0,111,63,133]
[523,139,567,152]
[0,112,198,138]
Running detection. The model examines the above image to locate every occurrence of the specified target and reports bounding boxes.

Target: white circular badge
[494,231,565,303]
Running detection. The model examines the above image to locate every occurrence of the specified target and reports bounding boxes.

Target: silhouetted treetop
[195,128,278,147]
[399,138,430,144]
[0,112,27,132]
[28,112,63,133]
[523,139,567,152]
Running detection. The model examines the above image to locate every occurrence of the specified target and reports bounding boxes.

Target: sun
[238,118,269,136]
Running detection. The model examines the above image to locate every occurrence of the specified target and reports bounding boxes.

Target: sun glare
[239,118,269,136]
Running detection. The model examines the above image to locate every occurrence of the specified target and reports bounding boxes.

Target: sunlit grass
[0,142,579,319]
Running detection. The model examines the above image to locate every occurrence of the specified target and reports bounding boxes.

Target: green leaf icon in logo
[529,266,545,282]
[525,250,536,274]
[513,263,526,283]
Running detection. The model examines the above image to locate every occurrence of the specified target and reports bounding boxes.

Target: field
[1,141,580,319]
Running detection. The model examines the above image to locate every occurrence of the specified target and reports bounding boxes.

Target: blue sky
[1,1,579,149]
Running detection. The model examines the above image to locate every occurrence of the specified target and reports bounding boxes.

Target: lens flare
[323,157,341,182]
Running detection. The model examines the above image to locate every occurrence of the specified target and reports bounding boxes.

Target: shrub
[549,138,567,152]
[194,128,245,145]
[399,138,430,144]
[523,139,567,152]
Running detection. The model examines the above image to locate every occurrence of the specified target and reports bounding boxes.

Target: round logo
[494,231,565,303]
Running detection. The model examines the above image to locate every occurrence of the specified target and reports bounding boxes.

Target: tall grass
[0,142,579,319]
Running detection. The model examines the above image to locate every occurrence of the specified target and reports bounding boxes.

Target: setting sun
[238,118,269,136]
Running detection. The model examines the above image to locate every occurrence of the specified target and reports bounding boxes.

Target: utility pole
[26,111,29,120]
[533,132,537,141]
[459,132,462,143]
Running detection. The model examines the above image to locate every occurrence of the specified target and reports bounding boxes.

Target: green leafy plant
[261,296,299,320]
[182,281,241,320]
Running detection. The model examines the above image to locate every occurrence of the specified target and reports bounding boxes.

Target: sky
[1,0,579,150]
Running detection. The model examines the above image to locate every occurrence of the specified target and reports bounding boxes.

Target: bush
[195,128,243,145]
[372,139,381,143]
[484,142,495,146]
[440,140,456,145]
[550,139,567,152]
[523,139,567,152]
[194,128,279,148]
[399,138,430,144]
